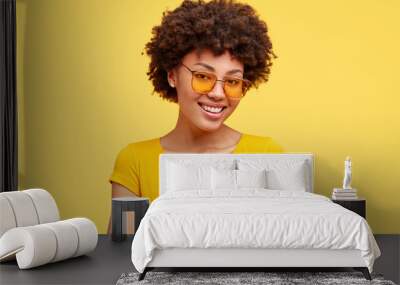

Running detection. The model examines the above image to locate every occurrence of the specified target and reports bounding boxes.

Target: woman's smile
[197,102,227,119]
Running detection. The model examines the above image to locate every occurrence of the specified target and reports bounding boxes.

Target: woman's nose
[207,80,226,100]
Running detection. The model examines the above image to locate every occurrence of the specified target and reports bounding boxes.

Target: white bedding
[131,190,380,273]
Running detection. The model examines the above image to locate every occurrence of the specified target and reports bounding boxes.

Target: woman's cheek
[225,101,240,117]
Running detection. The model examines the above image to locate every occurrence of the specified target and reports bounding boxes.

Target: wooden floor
[0,235,398,285]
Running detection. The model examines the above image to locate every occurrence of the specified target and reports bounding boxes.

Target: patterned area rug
[116,271,396,285]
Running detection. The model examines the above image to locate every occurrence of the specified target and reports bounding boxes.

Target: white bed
[131,154,380,281]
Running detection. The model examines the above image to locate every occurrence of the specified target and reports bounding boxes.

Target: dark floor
[374,235,400,284]
[0,235,135,285]
[0,235,398,285]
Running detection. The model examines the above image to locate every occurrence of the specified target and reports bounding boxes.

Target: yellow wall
[16,0,400,234]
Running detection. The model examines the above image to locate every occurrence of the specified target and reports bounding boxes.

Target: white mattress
[131,190,380,273]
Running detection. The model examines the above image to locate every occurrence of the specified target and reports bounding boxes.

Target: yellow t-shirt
[109,134,284,202]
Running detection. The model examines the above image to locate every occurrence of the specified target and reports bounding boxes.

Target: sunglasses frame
[181,63,251,99]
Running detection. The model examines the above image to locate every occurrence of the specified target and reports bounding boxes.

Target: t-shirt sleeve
[109,145,141,196]
[267,137,284,153]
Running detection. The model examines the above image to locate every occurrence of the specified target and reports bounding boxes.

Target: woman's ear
[167,69,176,88]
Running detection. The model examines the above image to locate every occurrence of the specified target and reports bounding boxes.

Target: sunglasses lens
[192,72,216,93]
[190,70,249,99]
[223,78,245,98]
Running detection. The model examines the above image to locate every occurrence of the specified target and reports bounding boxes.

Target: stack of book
[332,188,358,200]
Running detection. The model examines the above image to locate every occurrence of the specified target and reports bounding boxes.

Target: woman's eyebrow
[193,63,243,75]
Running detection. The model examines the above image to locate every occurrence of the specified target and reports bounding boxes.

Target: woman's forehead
[183,49,244,71]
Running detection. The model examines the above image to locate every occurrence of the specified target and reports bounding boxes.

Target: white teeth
[200,104,224,114]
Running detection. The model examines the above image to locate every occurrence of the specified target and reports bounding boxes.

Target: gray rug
[116,271,396,285]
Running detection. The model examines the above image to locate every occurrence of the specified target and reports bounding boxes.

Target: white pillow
[238,159,307,191]
[166,158,235,170]
[167,163,212,191]
[211,168,237,190]
[266,166,306,191]
[237,169,268,189]
[211,169,268,190]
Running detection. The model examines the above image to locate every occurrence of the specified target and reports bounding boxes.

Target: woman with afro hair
[108,0,284,232]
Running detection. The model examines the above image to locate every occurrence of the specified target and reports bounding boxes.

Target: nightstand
[112,197,149,242]
[332,198,366,219]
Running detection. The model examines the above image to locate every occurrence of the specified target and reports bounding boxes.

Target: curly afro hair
[145,0,277,103]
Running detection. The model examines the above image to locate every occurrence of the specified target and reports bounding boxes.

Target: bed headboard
[159,153,314,195]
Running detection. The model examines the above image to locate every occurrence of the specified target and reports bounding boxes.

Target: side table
[112,197,149,242]
[332,198,366,219]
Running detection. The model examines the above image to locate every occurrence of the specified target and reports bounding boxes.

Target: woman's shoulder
[239,133,284,153]
[126,137,160,150]
[118,137,162,158]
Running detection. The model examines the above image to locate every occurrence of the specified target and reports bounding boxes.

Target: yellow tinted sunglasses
[181,63,251,99]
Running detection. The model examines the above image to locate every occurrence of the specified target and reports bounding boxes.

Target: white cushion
[42,221,78,262]
[166,158,235,170]
[266,166,307,191]
[24,189,59,223]
[0,189,60,237]
[0,225,57,269]
[211,169,268,190]
[167,163,212,191]
[0,192,39,227]
[211,168,237,190]
[237,169,268,189]
[238,159,307,191]
[0,196,17,237]
[65,218,98,257]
